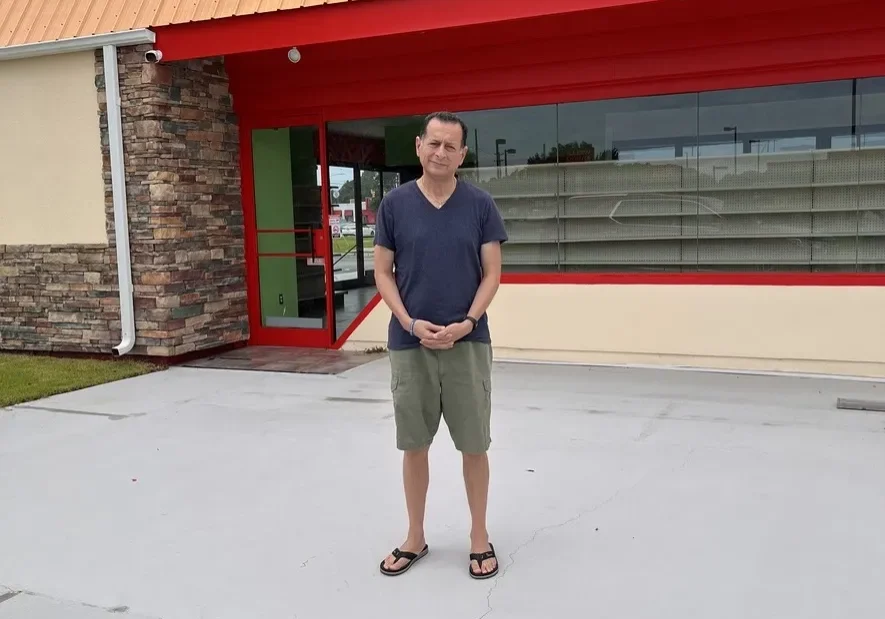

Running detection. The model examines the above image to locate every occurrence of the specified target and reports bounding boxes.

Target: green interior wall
[385,123,422,167]
[252,128,299,322]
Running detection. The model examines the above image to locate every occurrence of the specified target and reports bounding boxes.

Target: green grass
[332,237,357,254]
[0,353,161,408]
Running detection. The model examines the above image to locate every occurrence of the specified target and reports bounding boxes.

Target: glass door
[249,121,334,347]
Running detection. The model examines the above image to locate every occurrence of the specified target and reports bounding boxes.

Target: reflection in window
[456,105,556,183]
[854,77,885,271]
[554,93,699,272]
[324,76,885,274]
[619,146,676,161]
[466,79,879,273]
[453,106,558,269]
[695,80,856,271]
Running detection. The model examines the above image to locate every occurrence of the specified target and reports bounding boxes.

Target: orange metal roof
[0,0,354,48]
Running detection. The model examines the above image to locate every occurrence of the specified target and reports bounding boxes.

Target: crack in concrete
[635,402,676,442]
[1,589,158,618]
[476,481,640,619]
[477,445,697,619]
[13,405,146,421]
[325,396,390,404]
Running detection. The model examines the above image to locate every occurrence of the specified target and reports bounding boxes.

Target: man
[374,111,508,580]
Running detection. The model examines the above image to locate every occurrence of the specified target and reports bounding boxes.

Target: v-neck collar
[414,178,459,210]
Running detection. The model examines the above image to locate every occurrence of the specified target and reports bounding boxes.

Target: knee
[404,446,430,462]
[461,451,488,464]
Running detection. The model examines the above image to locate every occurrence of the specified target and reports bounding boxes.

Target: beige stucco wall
[0,51,106,245]
[343,285,885,377]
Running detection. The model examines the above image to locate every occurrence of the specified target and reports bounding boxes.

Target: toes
[390,557,408,571]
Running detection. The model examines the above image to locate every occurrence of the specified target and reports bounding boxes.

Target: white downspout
[103,44,135,356]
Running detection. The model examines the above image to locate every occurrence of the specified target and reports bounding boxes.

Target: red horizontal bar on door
[257,228,315,234]
[258,253,317,258]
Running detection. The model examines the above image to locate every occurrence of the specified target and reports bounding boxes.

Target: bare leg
[383,447,430,571]
[463,452,497,575]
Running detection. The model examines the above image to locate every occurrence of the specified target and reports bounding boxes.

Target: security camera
[144,50,163,64]
[287,47,301,64]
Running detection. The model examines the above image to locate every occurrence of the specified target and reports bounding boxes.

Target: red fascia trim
[153,0,662,61]
[499,273,885,286]
[332,292,383,349]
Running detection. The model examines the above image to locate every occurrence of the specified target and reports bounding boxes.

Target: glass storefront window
[854,77,885,271]
[557,93,699,273]
[696,80,856,272]
[455,106,558,271]
[321,76,885,274]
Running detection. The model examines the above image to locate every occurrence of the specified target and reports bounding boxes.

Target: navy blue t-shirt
[374,180,508,351]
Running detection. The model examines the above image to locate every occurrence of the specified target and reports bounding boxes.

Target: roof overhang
[153,0,662,62]
[0,29,156,62]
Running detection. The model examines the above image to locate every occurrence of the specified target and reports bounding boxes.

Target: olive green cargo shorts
[388,341,493,454]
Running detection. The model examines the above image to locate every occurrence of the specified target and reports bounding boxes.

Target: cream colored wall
[343,284,885,378]
[0,51,107,245]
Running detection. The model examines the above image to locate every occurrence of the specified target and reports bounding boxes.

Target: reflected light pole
[495,138,507,178]
[724,125,738,173]
[504,148,516,177]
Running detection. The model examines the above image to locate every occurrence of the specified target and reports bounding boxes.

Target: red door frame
[241,113,336,348]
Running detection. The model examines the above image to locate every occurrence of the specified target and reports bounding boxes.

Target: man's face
[416,119,467,179]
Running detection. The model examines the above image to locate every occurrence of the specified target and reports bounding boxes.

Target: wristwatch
[464,316,478,331]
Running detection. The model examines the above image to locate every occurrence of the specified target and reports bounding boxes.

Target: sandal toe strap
[470,550,497,563]
[392,548,418,561]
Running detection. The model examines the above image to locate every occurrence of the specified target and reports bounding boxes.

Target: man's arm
[467,240,503,320]
[374,245,411,331]
[375,245,447,344]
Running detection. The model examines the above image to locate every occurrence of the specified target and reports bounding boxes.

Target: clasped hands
[409,319,474,350]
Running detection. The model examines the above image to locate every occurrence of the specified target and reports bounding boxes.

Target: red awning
[153,0,666,62]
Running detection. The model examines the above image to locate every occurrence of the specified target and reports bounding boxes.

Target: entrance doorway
[247,121,335,347]
[328,165,402,337]
[245,115,424,348]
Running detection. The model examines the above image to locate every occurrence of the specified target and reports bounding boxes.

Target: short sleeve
[374,194,395,251]
[481,195,508,245]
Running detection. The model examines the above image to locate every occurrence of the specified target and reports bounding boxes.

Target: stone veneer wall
[0,245,120,351]
[0,46,247,356]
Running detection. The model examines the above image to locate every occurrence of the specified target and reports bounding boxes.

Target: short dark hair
[420,111,468,148]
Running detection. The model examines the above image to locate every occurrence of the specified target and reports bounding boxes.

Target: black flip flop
[469,543,499,580]
[379,544,429,576]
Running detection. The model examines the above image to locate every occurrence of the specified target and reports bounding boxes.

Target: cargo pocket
[482,378,492,410]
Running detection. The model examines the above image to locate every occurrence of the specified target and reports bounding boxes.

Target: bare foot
[470,531,498,576]
[382,536,426,572]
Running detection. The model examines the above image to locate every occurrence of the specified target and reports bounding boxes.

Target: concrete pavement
[1,359,884,618]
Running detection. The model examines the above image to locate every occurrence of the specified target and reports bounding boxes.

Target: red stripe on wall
[499,273,885,286]
[333,271,885,346]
